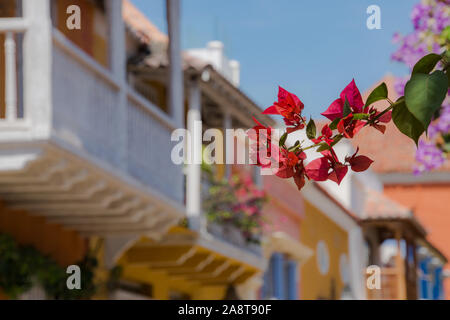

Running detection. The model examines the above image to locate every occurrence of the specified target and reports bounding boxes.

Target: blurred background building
[0,0,447,300]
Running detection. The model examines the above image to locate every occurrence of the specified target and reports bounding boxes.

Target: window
[51,0,109,67]
[418,257,432,299]
[262,253,297,300]
[316,240,330,275]
[432,266,443,300]
[132,78,168,112]
[0,0,21,17]
[339,254,350,285]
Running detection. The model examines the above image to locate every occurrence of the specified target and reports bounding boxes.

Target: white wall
[287,130,383,218]
[187,41,240,87]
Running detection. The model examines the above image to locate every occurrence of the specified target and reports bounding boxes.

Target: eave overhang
[119,226,264,286]
[0,139,184,239]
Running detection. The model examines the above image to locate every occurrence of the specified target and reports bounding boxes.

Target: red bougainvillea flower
[275,150,304,178]
[304,157,329,182]
[311,123,334,145]
[337,113,365,139]
[367,107,392,134]
[305,148,348,185]
[321,79,367,121]
[248,118,277,167]
[249,141,279,168]
[263,86,306,133]
[247,117,272,143]
[274,150,307,190]
[345,147,374,172]
[275,150,298,178]
[293,166,307,190]
[322,149,348,185]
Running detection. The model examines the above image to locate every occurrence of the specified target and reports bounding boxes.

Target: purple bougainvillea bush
[392,0,450,174]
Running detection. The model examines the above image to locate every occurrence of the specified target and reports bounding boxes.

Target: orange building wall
[0,202,87,267]
[384,183,450,299]
[54,0,109,67]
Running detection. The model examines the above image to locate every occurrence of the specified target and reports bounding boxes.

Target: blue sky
[131,0,416,118]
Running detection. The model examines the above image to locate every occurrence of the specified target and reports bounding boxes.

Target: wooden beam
[126,246,196,266]
[395,228,407,300]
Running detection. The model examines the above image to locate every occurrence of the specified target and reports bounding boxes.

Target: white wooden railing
[126,90,183,202]
[4,32,17,120]
[51,28,183,204]
[0,18,28,121]
[0,12,184,204]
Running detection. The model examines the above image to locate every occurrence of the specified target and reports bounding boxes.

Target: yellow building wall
[117,230,260,300]
[122,265,227,300]
[299,200,349,300]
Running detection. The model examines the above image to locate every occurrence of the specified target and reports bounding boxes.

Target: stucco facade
[300,200,350,299]
[384,184,450,298]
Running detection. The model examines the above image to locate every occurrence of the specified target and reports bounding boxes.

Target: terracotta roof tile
[122,0,168,45]
[356,75,450,173]
[317,74,450,173]
[122,1,209,71]
[363,189,412,220]
[122,1,275,127]
[362,189,427,236]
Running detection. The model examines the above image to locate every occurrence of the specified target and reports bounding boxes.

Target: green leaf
[332,134,343,145]
[412,53,442,75]
[446,70,450,88]
[288,140,300,152]
[343,97,351,117]
[404,70,448,129]
[306,118,316,140]
[279,132,288,147]
[434,106,442,120]
[316,135,343,152]
[364,82,388,108]
[329,118,340,130]
[353,113,369,120]
[444,133,450,144]
[392,99,425,145]
[316,143,329,152]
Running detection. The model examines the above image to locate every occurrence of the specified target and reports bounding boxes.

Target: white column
[23,0,52,138]
[349,227,367,299]
[107,0,127,170]
[104,235,139,269]
[166,0,184,128]
[186,80,203,231]
[236,275,263,300]
[4,32,17,120]
[229,59,240,87]
[223,110,232,179]
[107,0,126,81]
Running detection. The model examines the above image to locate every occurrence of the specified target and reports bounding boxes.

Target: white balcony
[0,0,270,273]
[0,2,184,244]
[51,30,183,203]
